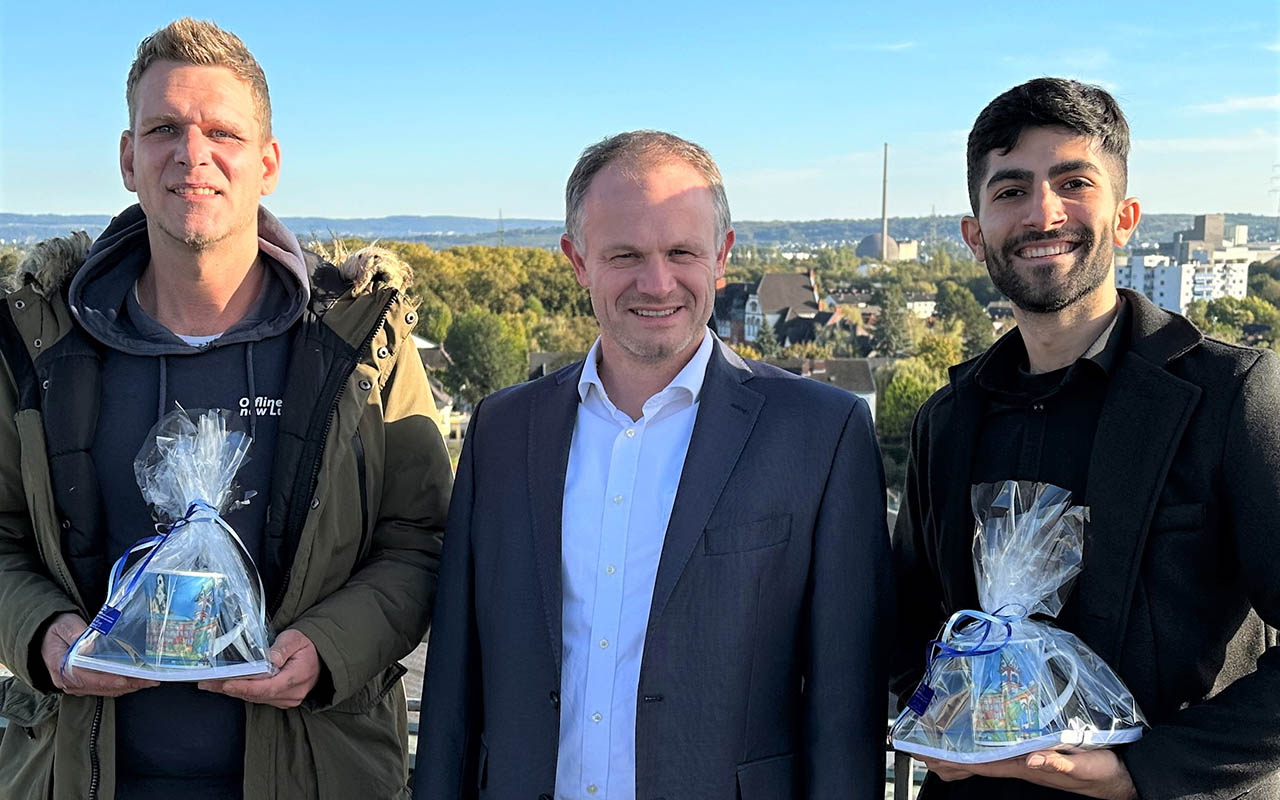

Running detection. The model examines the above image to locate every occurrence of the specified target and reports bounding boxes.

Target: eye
[669,249,695,258]
[148,124,175,135]
[610,252,637,262]
[210,129,239,140]
[1061,177,1092,191]
[993,187,1024,200]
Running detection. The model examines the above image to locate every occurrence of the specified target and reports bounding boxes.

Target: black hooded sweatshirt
[67,204,309,800]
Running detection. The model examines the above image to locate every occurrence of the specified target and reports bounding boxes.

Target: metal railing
[0,703,923,798]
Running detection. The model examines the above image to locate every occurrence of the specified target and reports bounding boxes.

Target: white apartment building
[1115,255,1248,315]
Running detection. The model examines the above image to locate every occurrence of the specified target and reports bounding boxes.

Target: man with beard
[891,78,1280,799]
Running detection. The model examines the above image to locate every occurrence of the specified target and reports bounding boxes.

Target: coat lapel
[647,340,763,628]
[1077,352,1199,663]
[932,376,986,613]
[527,363,584,674]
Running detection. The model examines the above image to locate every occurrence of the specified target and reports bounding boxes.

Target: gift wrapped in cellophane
[891,480,1147,763]
[63,408,273,681]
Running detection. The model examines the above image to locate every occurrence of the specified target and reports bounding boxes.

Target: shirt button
[606,564,616,575]
[1032,402,1045,412]
[587,785,598,795]
[613,495,623,504]
[625,428,636,438]
[599,638,609,648]
[591,712,603,723]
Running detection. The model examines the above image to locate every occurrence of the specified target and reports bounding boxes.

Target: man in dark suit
[415,130,892,799]
[892,78,1280,799]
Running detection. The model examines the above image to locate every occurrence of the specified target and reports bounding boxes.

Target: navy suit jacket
[415,339,892,800]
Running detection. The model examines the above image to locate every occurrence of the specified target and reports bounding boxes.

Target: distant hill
[3,212,1275,251]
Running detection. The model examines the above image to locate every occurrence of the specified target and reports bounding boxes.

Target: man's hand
[199,629,320,709]
[41,612,160,697]
[919,748,1138,800]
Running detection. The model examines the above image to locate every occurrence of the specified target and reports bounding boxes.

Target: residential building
[766,357,877,421]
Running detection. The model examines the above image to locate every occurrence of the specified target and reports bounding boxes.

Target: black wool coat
[891,289,1280,800]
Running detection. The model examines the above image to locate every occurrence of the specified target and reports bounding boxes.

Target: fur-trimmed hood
[9,204,414,357]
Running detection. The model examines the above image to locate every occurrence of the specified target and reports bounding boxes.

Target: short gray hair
[564,130,731,248]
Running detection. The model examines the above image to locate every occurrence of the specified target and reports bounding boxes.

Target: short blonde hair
[126,18,272,138]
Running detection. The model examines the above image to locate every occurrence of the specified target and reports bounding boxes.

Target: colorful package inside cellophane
[890,480,1148,763]
[64,409,273,681]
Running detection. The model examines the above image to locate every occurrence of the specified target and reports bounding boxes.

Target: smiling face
[120,60,279,252]
[961,126,1139,314]
[561,159,733,374]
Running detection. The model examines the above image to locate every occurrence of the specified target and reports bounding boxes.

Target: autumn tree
[443,309,529,405]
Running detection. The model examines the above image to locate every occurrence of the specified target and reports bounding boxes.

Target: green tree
[872,285,912,357]
[755,316,781,357]
[936,281,995,358]
[816,322,859,357]
[876,357,946,440]
[415,290,453,343]
[0,249,20,285]
[443,309,529,405]
[916,330,964,373]
[530,314,599,352]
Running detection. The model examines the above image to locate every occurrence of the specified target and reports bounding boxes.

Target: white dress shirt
[554,329,715,800]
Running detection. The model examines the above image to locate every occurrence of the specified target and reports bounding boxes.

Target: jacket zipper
[268,289,398,616]
[87,696,103,800]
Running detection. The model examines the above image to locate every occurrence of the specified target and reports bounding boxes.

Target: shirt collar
[976,295,1131,394]
[578,327,716,410]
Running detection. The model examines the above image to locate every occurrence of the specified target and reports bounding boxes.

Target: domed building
[856,232,898,260]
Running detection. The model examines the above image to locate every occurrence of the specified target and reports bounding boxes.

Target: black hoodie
[67,204,308,799]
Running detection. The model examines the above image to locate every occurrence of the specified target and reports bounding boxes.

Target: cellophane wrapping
[64,409,273,681]
[891,480,1147,762]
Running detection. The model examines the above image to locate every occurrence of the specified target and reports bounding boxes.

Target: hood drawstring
[157,356,168,423]
[156,345,257,439]
[245,342,258,439]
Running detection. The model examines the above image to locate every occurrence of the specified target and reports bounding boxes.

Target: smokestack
[881,143,889,261]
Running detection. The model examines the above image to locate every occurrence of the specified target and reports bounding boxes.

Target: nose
[634,255,678,297]
[1023,181,1068,231]
[174,126,211,168]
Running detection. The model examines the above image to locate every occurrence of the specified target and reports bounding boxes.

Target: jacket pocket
[327,661,407,716]
[735,752,796,799]
[1150,502,1206,533]
[0,678,57,800]
[704,514,792,555]
[0,676,59,728]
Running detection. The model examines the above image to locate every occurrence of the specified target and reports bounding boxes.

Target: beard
[986,226,1113,314]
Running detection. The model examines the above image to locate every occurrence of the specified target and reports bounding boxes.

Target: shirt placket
[579,412,645,797]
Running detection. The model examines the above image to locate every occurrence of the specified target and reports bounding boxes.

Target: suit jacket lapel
[527,363,584,674]
[1077,353,1199,663]
[647,340,763,628]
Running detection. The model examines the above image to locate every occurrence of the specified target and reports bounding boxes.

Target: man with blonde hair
[0,18,450,799]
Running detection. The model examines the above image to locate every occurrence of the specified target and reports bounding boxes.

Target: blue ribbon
[61,500,266,678]
[905,604,1028,716]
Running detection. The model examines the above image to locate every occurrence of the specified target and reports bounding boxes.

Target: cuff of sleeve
[16,601,80,694]
[285,618,349,711]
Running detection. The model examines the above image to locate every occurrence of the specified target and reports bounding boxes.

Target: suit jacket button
[549,690,560,708]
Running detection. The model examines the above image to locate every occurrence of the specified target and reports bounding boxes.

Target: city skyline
[2,0,1277,220]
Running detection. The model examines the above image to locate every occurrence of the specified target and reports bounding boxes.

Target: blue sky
[2,0,1277,221]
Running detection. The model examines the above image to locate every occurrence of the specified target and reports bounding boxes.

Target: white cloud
[1265,42,1280,53]
[1135,129,1278,154]
[841,41,916,52]
[1195,95,1280,113]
